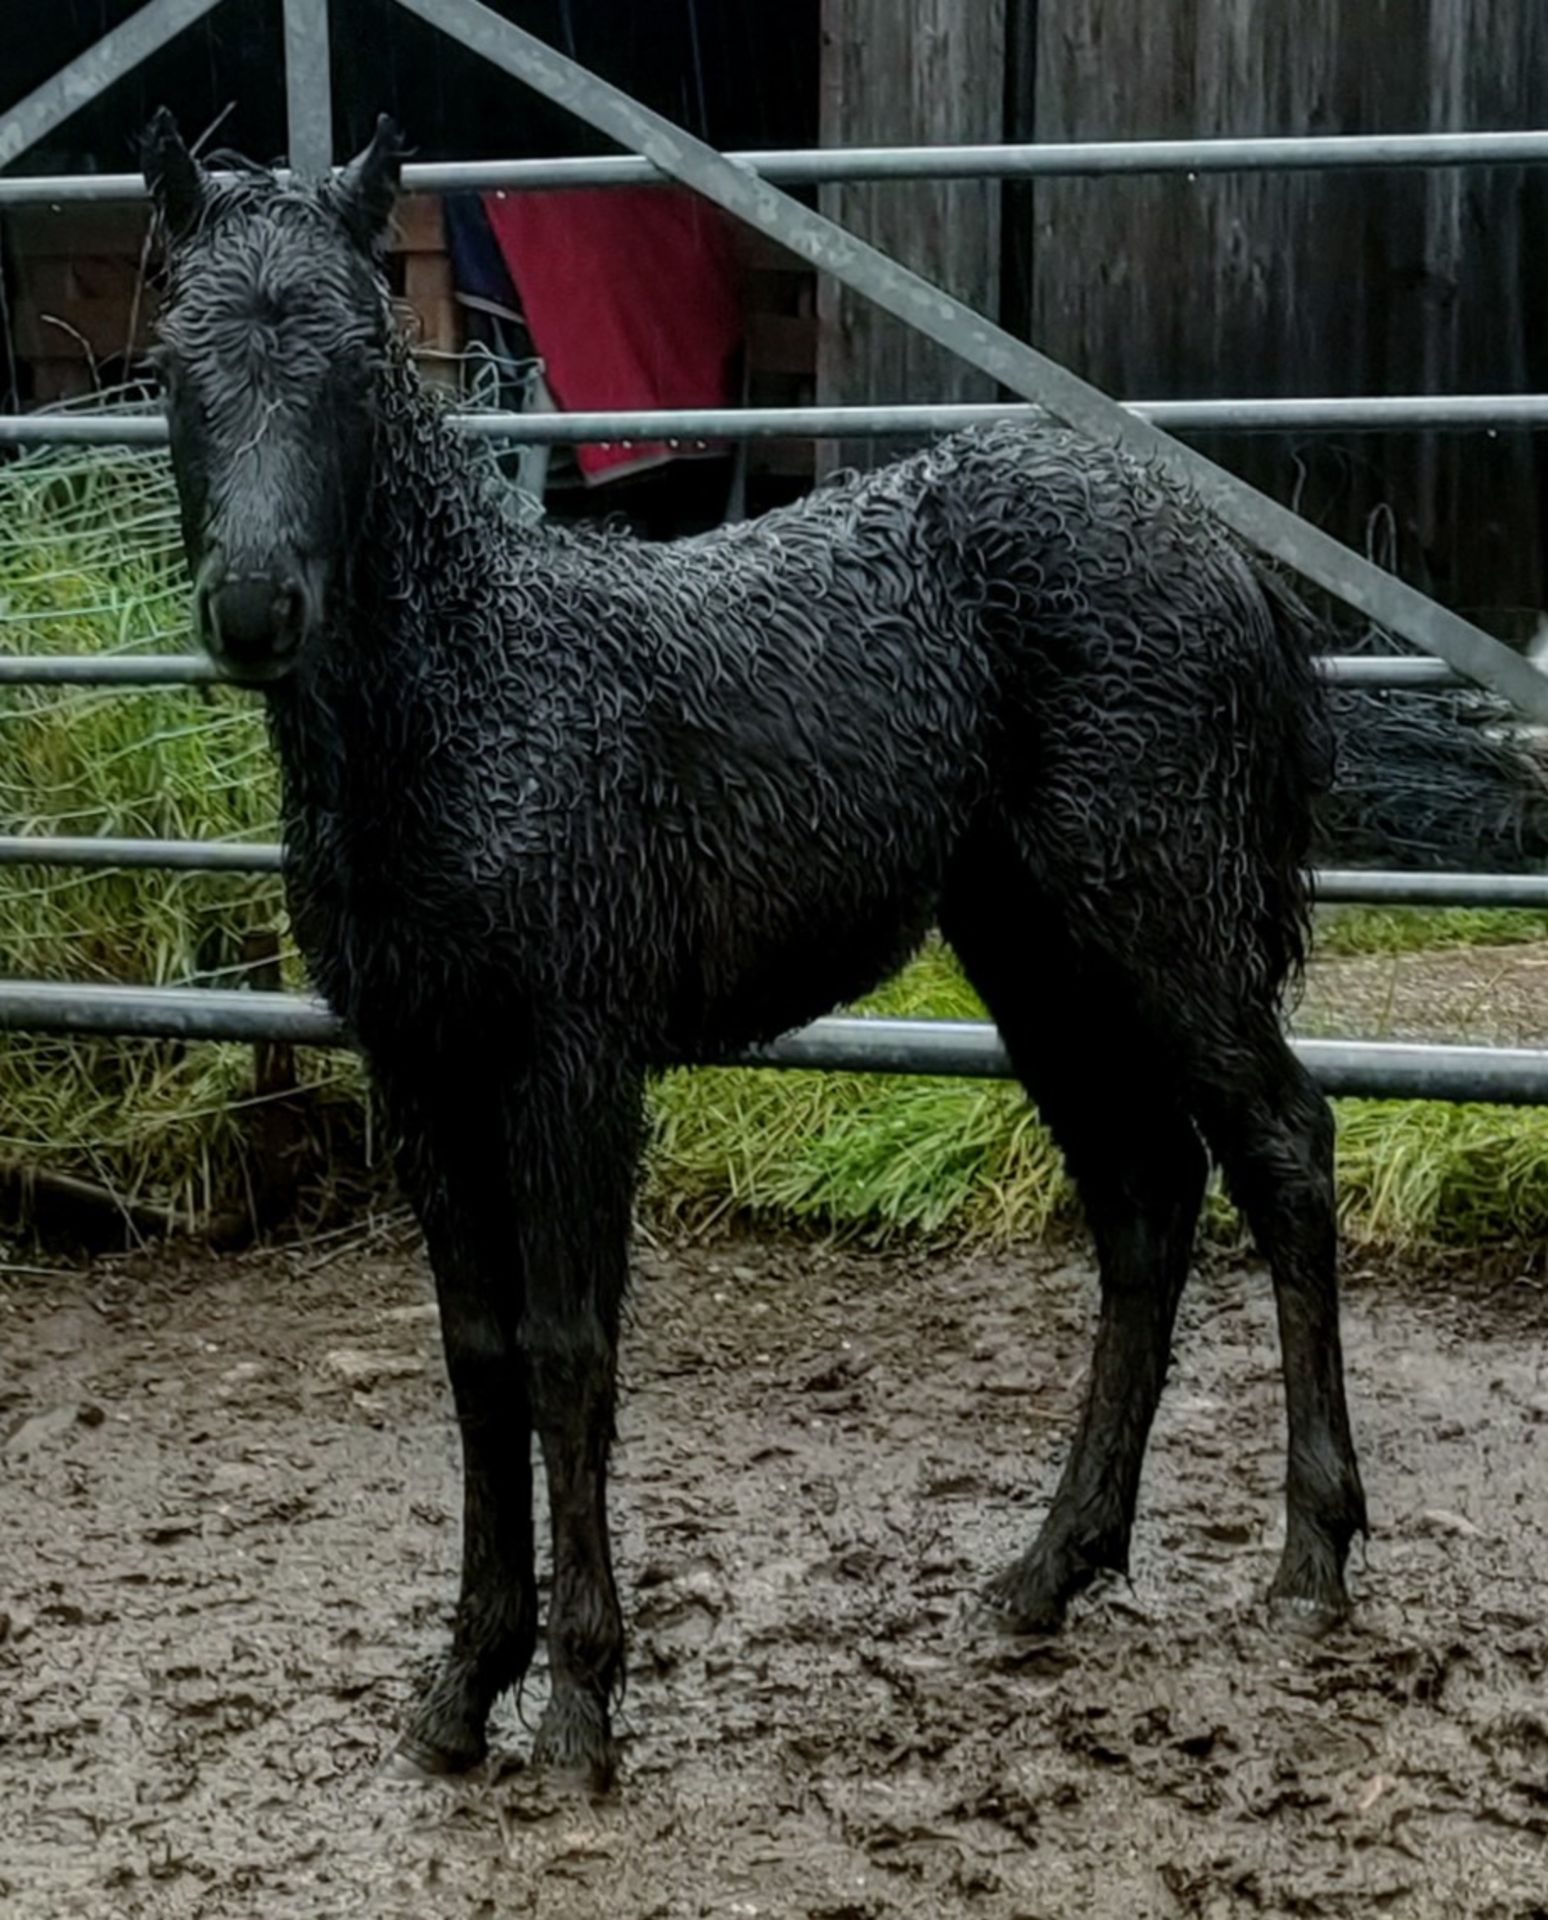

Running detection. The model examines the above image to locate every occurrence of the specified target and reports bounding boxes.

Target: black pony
[143,112,1368,1787]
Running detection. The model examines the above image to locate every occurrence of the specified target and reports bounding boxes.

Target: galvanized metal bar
[404,129,1548,186]
[7,829,1547,910]
[735,1016,1007,1078]
[0,655,217,685]
[0,835,281,872]
[0,416,168,447]
[1317,656,1461,688]
[0,981,1544,1103]
[1135,396,1548,433]
[1271,1038,1548,1104]
[7,396,1548,452]
[395,0,1548,725]
[0,980,343,1044]
[0,168,204,205]
[426,395,1548,439]
[282,0,334,176]
[6,127,1548,204]
[0,654,1464,692]
[1314,870,1548,906]
[0,0,229,172]
[745,1018,1548,1104]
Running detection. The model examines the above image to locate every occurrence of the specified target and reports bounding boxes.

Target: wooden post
[242,927,299,1234]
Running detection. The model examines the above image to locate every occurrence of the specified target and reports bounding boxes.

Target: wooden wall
[6,199,461,406]
[817,0,1006,471]
[1014,0,1548,630]
[822,0,1546,630]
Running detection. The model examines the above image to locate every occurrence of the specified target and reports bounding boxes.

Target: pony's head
[143,109,406,684]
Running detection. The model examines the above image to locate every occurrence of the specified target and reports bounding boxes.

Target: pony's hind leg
[943,892,1209,1632]
[506,1043,643,1791]
[997,1076,1207,1631]
[1190,1015,1367,1627]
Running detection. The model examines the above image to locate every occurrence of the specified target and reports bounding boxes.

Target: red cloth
[481,185,742,481]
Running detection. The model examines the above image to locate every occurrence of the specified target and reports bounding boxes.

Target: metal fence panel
[3,0,1547,1104]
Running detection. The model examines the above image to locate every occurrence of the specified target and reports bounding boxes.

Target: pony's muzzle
[195,562,314,684]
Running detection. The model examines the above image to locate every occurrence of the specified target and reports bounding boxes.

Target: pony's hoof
[533,1697,617,1794]
[385,1729,486,1779]
[1266,1591,1347,1639]
[1268,1537,1353,1638]
[982,1560,1068,1637]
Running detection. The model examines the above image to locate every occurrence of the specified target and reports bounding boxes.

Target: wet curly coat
[144,111,1368,1787]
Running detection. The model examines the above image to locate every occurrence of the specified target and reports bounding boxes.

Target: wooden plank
[12,295,155,361]
[816,0,1005,472]
[7,206,151,258]
[394,199,454,363]
[411,295,460,359]
[28,359,97,403]
[747,442,819,479]
[392,194,445,253]
[14,195,441,257]
[403,252,454,305]
[20,256,151,304]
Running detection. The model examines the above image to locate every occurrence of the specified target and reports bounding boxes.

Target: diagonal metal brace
[0,0,230,173]
[394,0,1548,725]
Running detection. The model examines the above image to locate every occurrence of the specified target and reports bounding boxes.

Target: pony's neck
[352,346,508,638]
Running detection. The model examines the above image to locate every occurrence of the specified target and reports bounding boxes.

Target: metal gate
[3,0,1548,1102]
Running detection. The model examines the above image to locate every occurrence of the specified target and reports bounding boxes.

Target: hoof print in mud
[385,1732,487,1781]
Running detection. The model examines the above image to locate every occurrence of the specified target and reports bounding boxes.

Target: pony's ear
[142,107,206,240]
[336,114,407,251]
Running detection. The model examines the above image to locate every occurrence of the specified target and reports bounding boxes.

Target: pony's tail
[1315,625,1548,872]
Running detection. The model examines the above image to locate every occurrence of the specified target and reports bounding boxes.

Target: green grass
[645,942,1080,1242]
[1316,905,1548,956]
[3,437,1548,1251]
[0,436,361,1226]
[1335,1098,1548,1248]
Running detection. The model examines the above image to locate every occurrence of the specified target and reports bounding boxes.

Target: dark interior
[0,1,819,172]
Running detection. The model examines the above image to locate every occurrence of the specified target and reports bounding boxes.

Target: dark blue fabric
[443,194,519,311]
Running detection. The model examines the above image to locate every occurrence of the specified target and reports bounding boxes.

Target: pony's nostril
[205,577,289,666]
[275,580,306,640]
[194,562,309,682]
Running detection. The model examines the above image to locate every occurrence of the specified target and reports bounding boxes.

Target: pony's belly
[663,896,939,1062]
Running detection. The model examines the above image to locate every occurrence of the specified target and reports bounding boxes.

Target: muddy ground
[2,1229,1547,1919]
